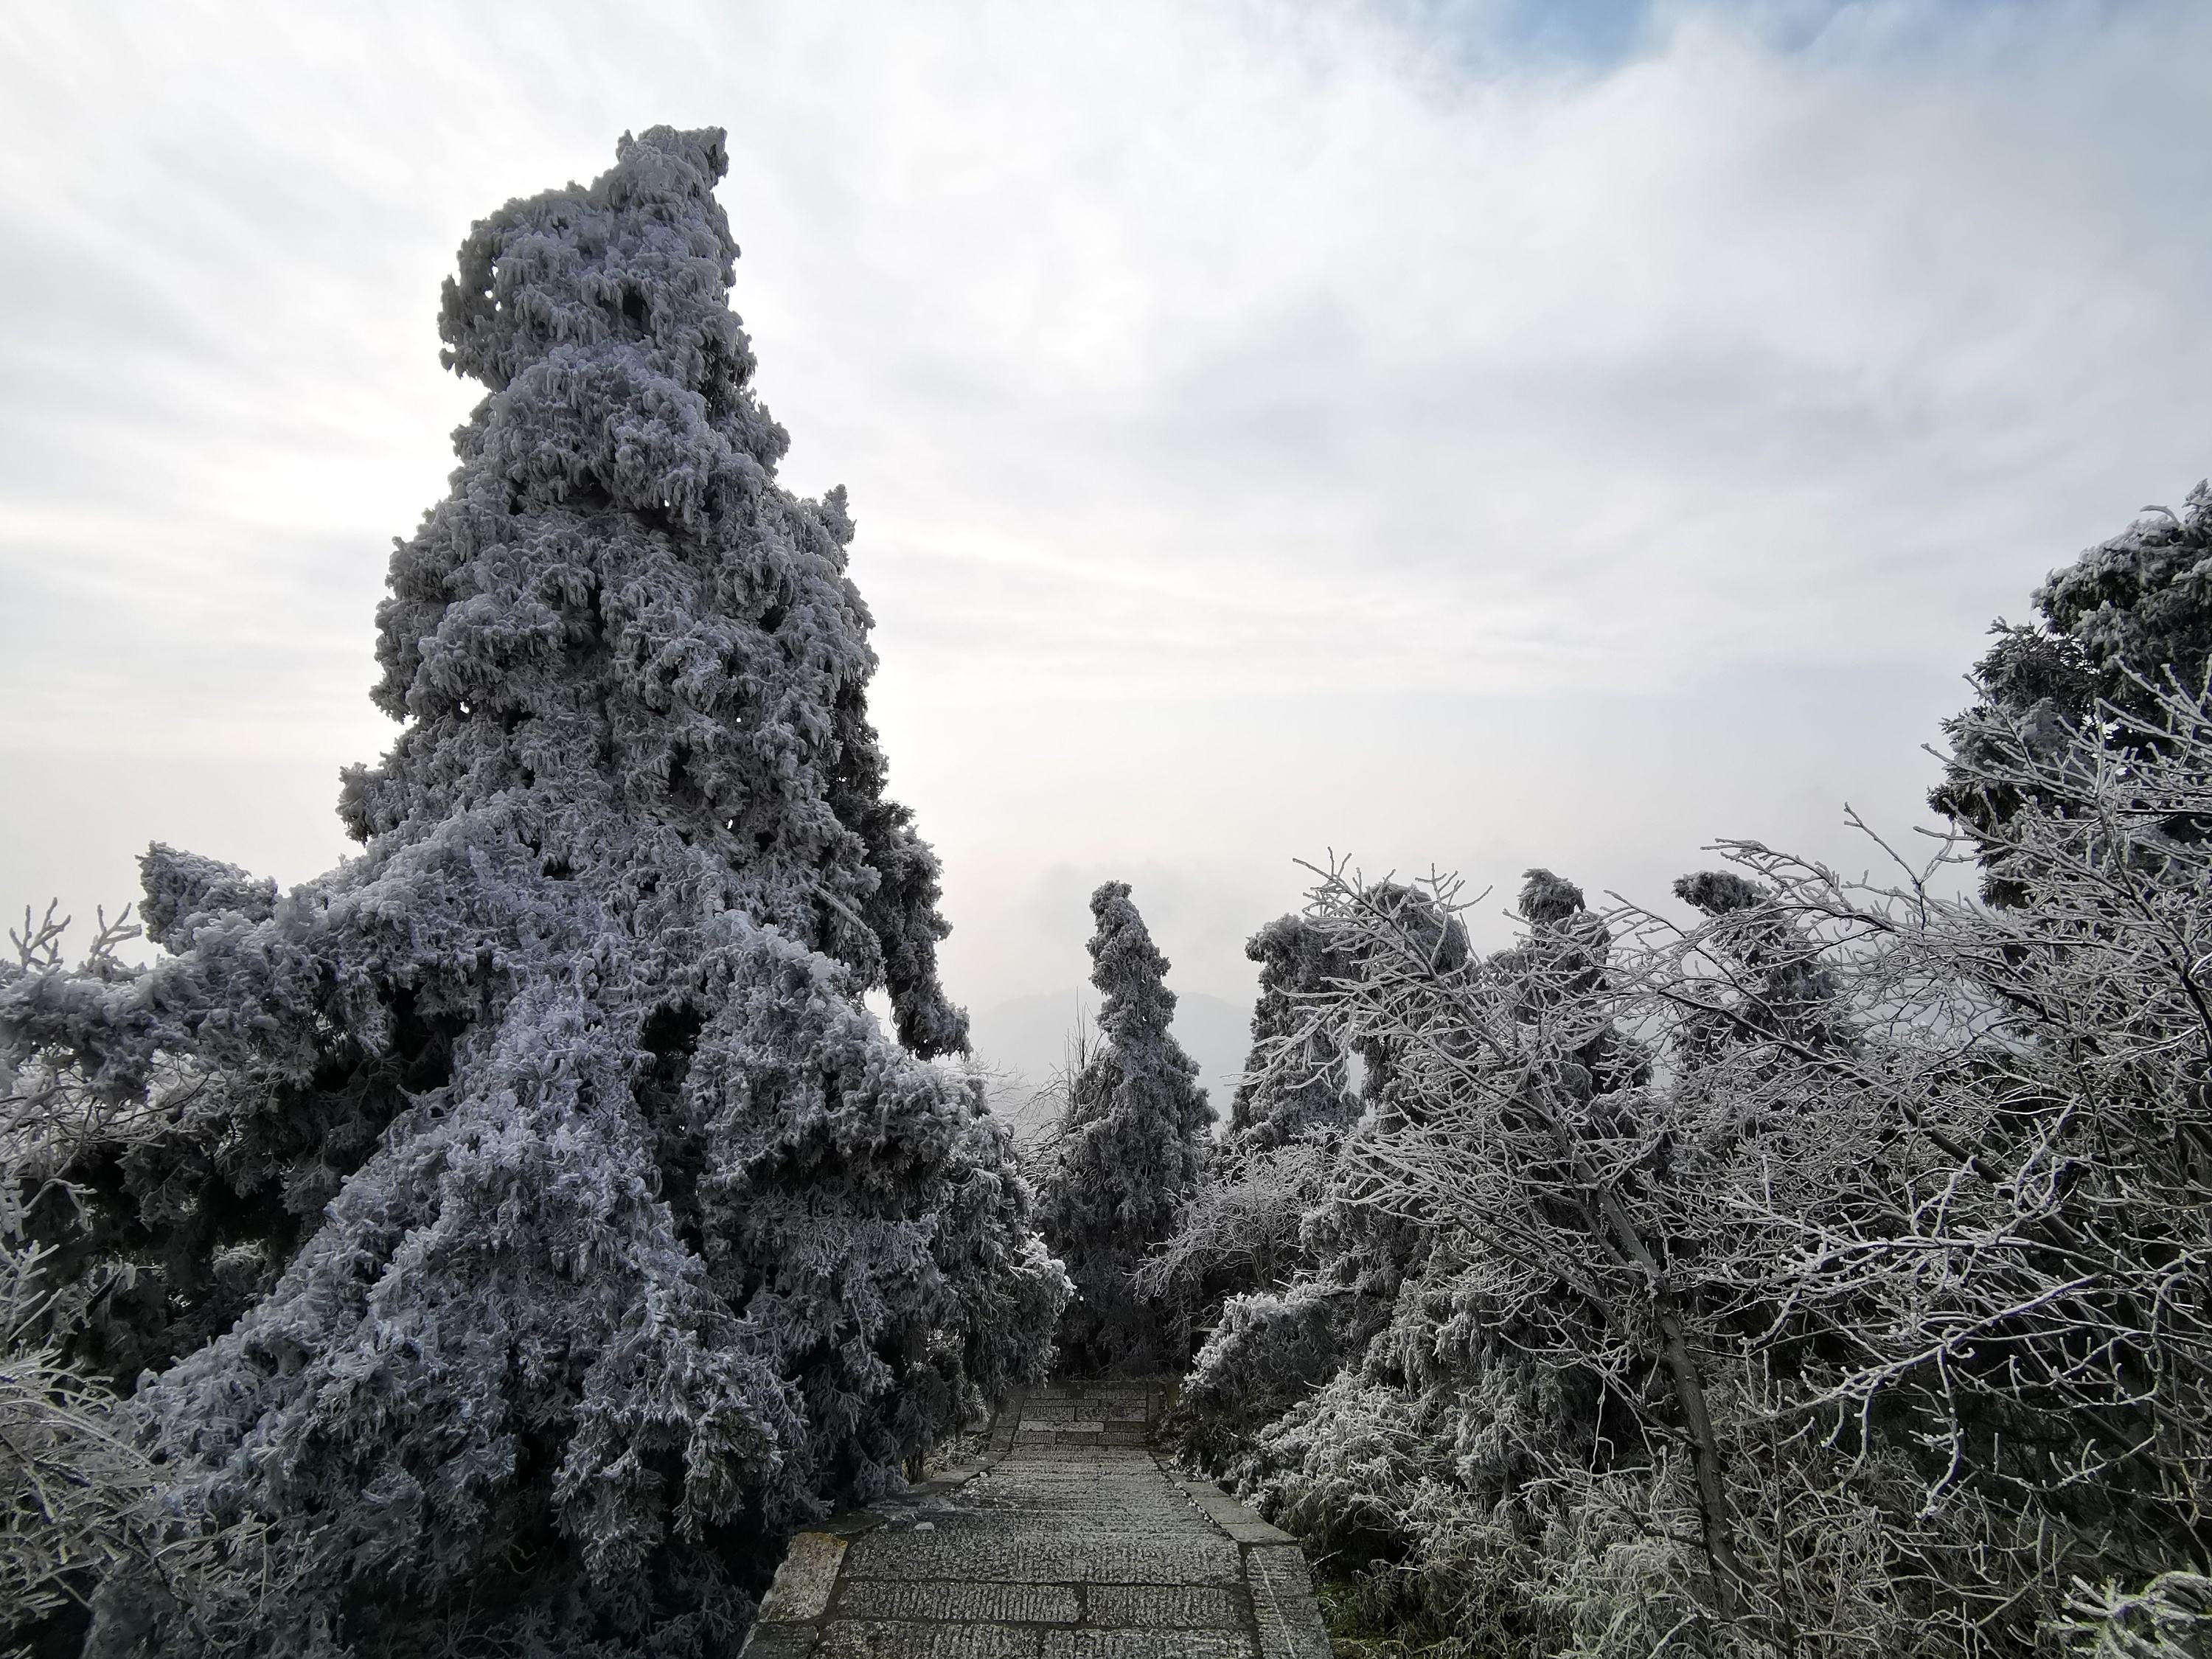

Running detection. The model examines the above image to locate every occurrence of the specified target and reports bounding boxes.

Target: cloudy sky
[3,0,2208,1065]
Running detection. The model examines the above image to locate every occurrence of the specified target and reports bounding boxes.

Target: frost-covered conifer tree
[1,127,1062,1658]
[1037,883,1211,1373]
[1934,481,2212,899]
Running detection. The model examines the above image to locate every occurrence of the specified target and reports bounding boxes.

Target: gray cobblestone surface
[1245,1546,1335,1659]
[741,1380,1331,1658]
[835,1583,1085,1625]
[1082,1586,1248,1630]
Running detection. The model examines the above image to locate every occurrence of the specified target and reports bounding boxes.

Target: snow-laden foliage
[1934,483,2212,902]
[0,128,1062,1658]
[1156,881,1472,1454]
[1036,883,1211,1374]
[1130,913,1356,1361]
[1,908,282,1658]
[4,908,163,1652]
[1226,916,1358,1152]
[1167,485,2212,1655]
[1188,793,2210,1653]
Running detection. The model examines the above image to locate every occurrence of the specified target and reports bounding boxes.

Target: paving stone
[954,1517,1220,1539]
[1040,1632,1254,1659]
[815,1620,1040,1659]
[844,1533,1244,1585]
[1175,1484,1293,1546]
[836,1582,1081,1625]
[758,1531,848,1622]
[742,1626,819,1659]
[928,1513,1214,1540]
[1245,1545,1333,1659]
[989,1494,1180,1507]
[964,1481,1202,1502]
[1082,1585,1247,1630]
[958,1489,1189,1507]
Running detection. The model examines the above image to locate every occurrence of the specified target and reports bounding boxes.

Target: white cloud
[1,0,2205,1014]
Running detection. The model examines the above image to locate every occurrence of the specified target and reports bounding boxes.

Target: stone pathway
[742,1379,1332,1658]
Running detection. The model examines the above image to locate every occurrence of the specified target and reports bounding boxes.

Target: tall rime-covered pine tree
[1,127,1063,1658]
[1037,882,1211,1372]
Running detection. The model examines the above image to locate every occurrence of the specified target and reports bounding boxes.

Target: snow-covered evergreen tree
[1,126,1062,1658]
[1036,882,1211,1373]
[1933,480,2212,900]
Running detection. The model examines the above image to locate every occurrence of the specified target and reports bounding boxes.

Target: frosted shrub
[1,908,279,1657]
[1174,1278,1341,1468]
[1623,676,2212,1646]
[1180,652,2212,1655]
[1239,1371,1576,1658]
[1,128,1061,1657]
[1162,886,1475,1458]
[1138,911,1360,1374]
[2055,1573,2212,1658]
[1226,915,1359,1152]
[1131,1136,1328,1362]
[2,908,162,1649]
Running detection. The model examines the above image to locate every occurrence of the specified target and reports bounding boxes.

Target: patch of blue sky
[1494,0,1655,65]
[1363,0,2118,77]
[1354,0,1656,73]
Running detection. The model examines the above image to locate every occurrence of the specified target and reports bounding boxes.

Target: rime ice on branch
[1,126,1062,1658]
